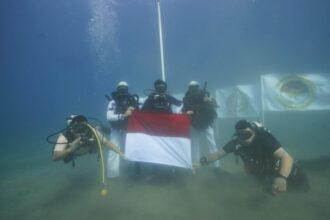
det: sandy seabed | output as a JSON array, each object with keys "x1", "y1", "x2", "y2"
[{"x1": 1, "y1": 147, "x2": 330, "y2": 220}]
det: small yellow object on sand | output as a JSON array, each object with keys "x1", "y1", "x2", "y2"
[{"x1": 100, "y1": 188, "x2": 108, "y2": 197}]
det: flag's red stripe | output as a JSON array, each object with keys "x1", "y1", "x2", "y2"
[{"x1": 127, "y1": 111, "x2": 190, "y2": 138}]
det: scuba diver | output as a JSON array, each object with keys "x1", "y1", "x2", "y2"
[
  {"x1": 199, "y1": 120, "x2": 310, "y2": 194},
  {"x1": 52, "y1": 115, "x2": 125, "y2": 164},
  {"x1": 106, "y1": 81, "x2": 139, "y2": 130},
  {"x1": 140, "y1": 79, "x2": 182, "y2": 180},
  {"x1": 182, "y1": 81, "x2": 218, "y2": 129},
  {"x1": 181, "y1": 81, "x2": 220, "y2": 169},
  {"x1": 106, "y1": 81, "x2": 139, "y2": 178},
  {"x1": 141, "y1": 79, "x2": 181, "y2": 113},
  {"x1": 49, "y1": 114, "x2": 124, "y2": 196}
]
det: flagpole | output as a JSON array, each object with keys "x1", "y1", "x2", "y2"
[
  {"x1": 260, "y1": 75, "x2": 265, "y2": 126},
  {"x1": 157, "y1": 0, "x2": 166, "y2": 81}
]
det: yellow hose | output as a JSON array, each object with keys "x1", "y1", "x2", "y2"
[{"x1": 85, "y1": 123, "x2": 108, "y2": 196}]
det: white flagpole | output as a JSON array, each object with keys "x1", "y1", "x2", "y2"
[
  {"x1": 260, "y1": 75, "x2": 266, "y2": 126},
  {"x1": 157, "y1": 0, "x2": 166, "y2": 81}
]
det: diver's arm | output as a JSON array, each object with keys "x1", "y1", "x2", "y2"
[
  {"x1": 207, "y1": 148, "x2": 227, "y2": 163},
  {"x1": 107, "y1": 101, "x2": 123, "y2": 121},
  {"x1": 272, "y1": 147, "x2": 293, "y2": 193},
  {"x1": 273, "y1": 147, "x2": 293, "y2": 178},
  {"x1": 104, "y1": 138, "x2": 125, "y2": 159},
  {"x1": 95, "y1": 130, "x2": 125, "y2": 158},
  {"x1": 52, "y1": 135, "x2": 81, "y2": 161},
  {"x1": 123, "y1": 106, "x2": 134, "y2": 118},
  {"x1": 200, "y1": 148, "x2": 227, "y2": 166},
  {"x1": 200, "y1": 140, "x2": 236, "y2": 165},
  {"x1": 207, "y1": 139, "x2": 238, "y2": 163}
]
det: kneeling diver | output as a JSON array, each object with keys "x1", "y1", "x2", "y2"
[{"x1": 52, "y1": 115, "x2": 125, "y2": 164}]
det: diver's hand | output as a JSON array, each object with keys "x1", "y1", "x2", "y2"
[
  {"x1": 272, "y1": 177, "x2": 287, "y2": 193},
  {"x1": 68, "y1": 137, "x2": 82, "y2": 153},
  {"x1": 114, "y1": 147, "x2": 126, "y2": 160},
  {"x1": 118, "y1": 151, "x2": 127, "y2": 160},
  {"x1": 123, "y1": 107, "x2": 135, "y2": 118},
  {"x1": 192, "y1": 163, "x2": 201, "y2": 169}
]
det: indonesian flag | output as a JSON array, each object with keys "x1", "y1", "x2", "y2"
[{"x1": 125, "y1": 111, "x2": 192, "y2": 169}]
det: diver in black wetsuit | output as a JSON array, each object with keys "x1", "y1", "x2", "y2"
[{"x1": 200, "y1": 120, "x2": 310, "y2": 194}]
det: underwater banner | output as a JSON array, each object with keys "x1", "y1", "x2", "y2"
[
  {"x1": 215, "y1": 85, "x2": 261, "y2": 118},
  {"x1": 262, "y1": 74, "x2": 330, "y2": 111},
  {"x1": 125, "y1": 111, "x2": 192, "y2": 169}
]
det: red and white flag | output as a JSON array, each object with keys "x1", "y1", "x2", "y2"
[{"x1": 125, "y1": 111, "x2": 192, "y2": 169}]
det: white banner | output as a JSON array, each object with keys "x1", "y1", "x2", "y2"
[
  {"x1": 262, "y1": 73, "x2": 330, "y2": 111},
  {"x1": 215, "y1": 85, "x2": 261, "y2": 118}
]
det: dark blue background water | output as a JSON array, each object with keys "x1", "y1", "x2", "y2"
[
  {"x1": 1, "y1": 0, "x2": 330, "y2": 146},
  {"x1": 1, "y1": 2, "x2": 330, "y2": 220}
]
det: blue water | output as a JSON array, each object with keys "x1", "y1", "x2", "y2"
[{"x1": 1, "y1": 1, "x2": 330, "y2": 219}]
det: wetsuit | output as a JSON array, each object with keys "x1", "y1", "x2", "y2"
[
  {"x1": 141, "y1": 93, "x2": 181, "y2": 113},
  {"x1": 181, "y1": 89, "x2": 219, "y2": 168},
  {"x1": 223, "y1": 129, "x2": 309, "y2": 192}
]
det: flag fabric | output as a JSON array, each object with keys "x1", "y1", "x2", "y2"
[
  {"x1": 262, "y1": 74, "x2": 330, "y2": 111},
  {"x1": 125, "y1": 111, "x2": 192, "y2": 169},
  {"x1": 215, "y1": 85, "x2": 261, "y2": 118}
]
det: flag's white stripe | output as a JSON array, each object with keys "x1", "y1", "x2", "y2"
[{"x1": 125, "y1": 133, "x2": 192, "y2": 169}]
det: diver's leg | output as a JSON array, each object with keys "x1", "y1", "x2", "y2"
[
  {"x1": 190, "y1": 127, "x2": 201, "y2": 165},
  {"x1": 107, "y1": 129, "x2": 121, "y2": 178},
  {"x1": 205, "y1": 126, "x2": 220, "y2": 168}
]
